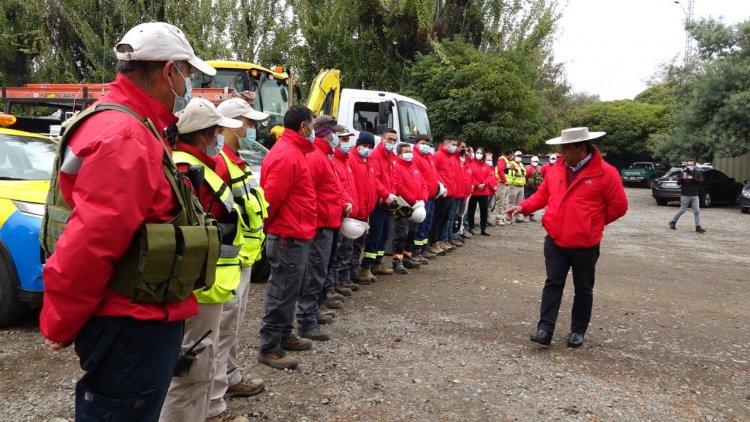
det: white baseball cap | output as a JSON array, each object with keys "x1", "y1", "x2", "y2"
[
  {"x1": 114, "y1": 22, "x2": 216, "y2": 76},
  {"x1": 531, "y1": 156, "x2": 539, "y2": 163},
  {"x1": 514, "y1": 150, "x2": 523, "y2": 156},
  {"x1": 176, "y1": 98, "x2": 242, "y2": 134},
  {"x1": 217, "y1": 98, "x2": 270, "y2": 123}
]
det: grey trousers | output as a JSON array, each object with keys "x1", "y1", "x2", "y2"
[
  {"x1": 349, "y1": 233, "x2": 366, "y2": 280},
  {"x1": 671, "y1": 195, "x2": 701, "y2": 226},
  {"x1": 296, "y1": 228, "x2": 335, "y2": 332},
  {"x1": 329, "y1": 231, "x2": 354, "y2": 286},
  {"x1": 259, "y1": 235, "x2": 311, "y2": 353}
]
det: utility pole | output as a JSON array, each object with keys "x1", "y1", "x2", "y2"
[{"x1": 673, "y1": 0, "x2": 695, "y2": 66}]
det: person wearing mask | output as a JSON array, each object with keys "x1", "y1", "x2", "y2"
[
  {"x1": 39, "y1": 22, "x2": 217, "y2": 421},
  {"x1": 205, "y1": 98, "x2": 269, "y2": 420},
  {"x1": 294, "y1": 116, "x2": 352, "y2": 343},
  {"x1": 411, "y1": 135, "x2": 440, "y2": 261},
  {"x1": 541, "y1": 153, "x2": 557, "y2": 178},
  {"x1": 347, "y1": 132, "x2": 378, "y2": 284},
  {"x1": 257, "y1": 105, "x2": 318, "y2": 370},
  {"x1": 361, "y1": 129, "x2": 398, "y2": 277},
  {"x1": 524, "y1": 155, "x2": 543, "y2": 222},
  {"x1": 468, "y1": 147, "x2": 496, "y2": 235},
  {"x1": 668, "y1": 159, "x2": 706, "y2": 233},
  {"x1": 162, "y1": 98, "x2": 246, "y2": 422},
  {"x1": 508, "y1": 127, "x2": 628, "y2": 349},
  {"x1": 391, "y1": 143, "x2": 429, "y2": 273},
  {"x1": 507, "y1": 150, "x2": 527, "y2": 223},
  {"x1": 493, "y1": 149, "x2": 513, "y2": 226},
  {"x1": 456, "y1": 142, "x2": 474, "y2": 241},
  {"x1": 431, "y1": 136, "x2": 459, "y2": 253}
]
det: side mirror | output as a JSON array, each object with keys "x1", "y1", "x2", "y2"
[{"x1": 378, "y1": 101, "x2": 391, "y2": 128}]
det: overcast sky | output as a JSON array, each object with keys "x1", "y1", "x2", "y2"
[{"x1": 553, "y1": 0, "x2": 750, "y2": 101}]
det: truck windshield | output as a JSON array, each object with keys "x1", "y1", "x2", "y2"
[
  {"x1": 397, "y1": 101, "x2": 431, "y2": 142},
  {"x1": 257, "y1": 78, "x2": 288, "y2": 130},
  {"x1": 630, "y1": 163, "x2": 652, "y2": 169}
]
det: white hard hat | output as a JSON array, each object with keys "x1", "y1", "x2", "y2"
[
  {"x1": 531, "y1": 156, "x2": 539, "y2": 163},
  {"x1": 409, "y1": 206, "x2": 427, "y2": 223},
  {"x1": 341, "y1": 218, "x2": 370, "y2": 240}
]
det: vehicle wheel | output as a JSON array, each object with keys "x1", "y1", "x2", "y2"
[
  {"x1": 655, "y1": 198, "x2": 668, "y2": 206},
  {"x1": 0, "y1": 250, "x2": 30, "y2": 327},
  {"x1": 250, "y1": 251, "x2": 270, "y2": 284},
  {"x1": 701, "y1": 193, "x2": 712, "y2": 208},
  {"x1": 742, "y1": 207, "x2": 749, "y2": 214}
]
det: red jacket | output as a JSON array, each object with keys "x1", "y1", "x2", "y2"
[
  {"x1": 460, "y1": 158, "x2": 473, "y2": 199},
  {"x1": 309, "y1": 137, "x2": 346, "y2": 229},
  {"x1": 369, "y1": 143, "x2": 396, "y2": 201},
  {"x1": 348, "y1": 148, "x2": 378, "y2": 220},
  {"x1": 471, "y1": 160, "x2": 495, "y2": 196},
  {"x1": 260, "y1": 128, "x2": 317, "y2": 240},
  {"x1": 332, "y1": 148, "x2": 358, "y2": 217},
  {"x1": 392, "y1": 156, "x2": 428, "y2": 205},
  {"x1": 519, "y1": 149, "x2": 628, "y2": 248},
  {"x1": 175, "y1": 142, "x2": 231, "y2": 221},
  {"x1": 40, "y1": 74, "x2": 199, "y2": 344},
  {"x1": 432, "y1": 147, "x2": 457, "y2": 198},
  {"x1": 412, "y1": 150, "x2": 439, "y2": 198},
  {"x1": 540, "y1": 163, "x2": 553, "y2": 179}
]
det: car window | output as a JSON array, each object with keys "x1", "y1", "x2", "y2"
[{"x1": 0, "y1": 134, "x2": 56, "y2": 180}]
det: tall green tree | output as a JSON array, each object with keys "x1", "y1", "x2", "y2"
[{"x1": 0, "y1": 0, "x2": 47, "y2": 85}]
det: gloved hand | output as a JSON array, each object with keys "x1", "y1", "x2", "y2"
[{"x1": 413, "y1": 200, "x2": 425, "y2": 208}]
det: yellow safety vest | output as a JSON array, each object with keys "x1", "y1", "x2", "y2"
[
  {"x1": 172, "y1": 151, "x2": 244, "y2": 304},
  {"x1": 497, "y1": 156, "x2": 510, "y2": 184},
  {"x1": 508, "y1": 160, "x2": 527, "y2": 187},
  {"x1": 219, "y1": 150, "x2": 268, "y2": 266}
]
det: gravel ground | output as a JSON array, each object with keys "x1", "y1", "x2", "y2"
[{"x1": 1, "y1": 188, "x2": 748, "y2": 421}]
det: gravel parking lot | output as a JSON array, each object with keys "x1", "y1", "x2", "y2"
[{"x1": 1, "y1": 188, "x2": 748, "y2": 421}]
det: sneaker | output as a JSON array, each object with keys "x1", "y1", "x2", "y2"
[
  {"x1": 392, "y1": 260, "x2": 409, "y2": 274},
  {"x1": 280, "y1": 334, "x2": 312, "y2": 351},
  {"x1": 258, "y1": 350, "x2": 299, "y2": 370},
  {"x1": 317, "y1": 313, "x2": 334, "y2": 325},
  {"x1": 206, "y1": 410, "x2": 250, "y2": 422},
  {"x1": 487, "y1": 220, "x2": 496, "y2": 227},
  {"x1": 342, "y1": 280, "x2": 360, "y2": 291},
  {"x1": 429, "y1": 243, "x2": 446, "y2": 256},
  {"x1": 402, "y1": 257, "x2": 421, "y2": 269},
  {"x1": 422, "y1": 250, "x2": 437, "y2": 260},
  {"x1": 327, "y1": 291, "x2": 345, "y2": 301},
  {"x1": 225, "y1": 377, "x2": 265, "y2": 398},
  {"x1": 358, "y1": 267, "x2": 376, "y2": 283},
  {"x1": 334, "y1": 285, "x2": 353, "y2": 296},
  {"x1": 462, "y1": 231, "x2": 473, "y2": 239},
  {"x1": 372, "y1": 263, "x2": 394, "y2": 275},
  {"x1": 299, "y1": 326, "x2": 330, "y2": 341},
  {"x1": 669, "y1": 221, "x2": 676, "y2": 230},
  {"x1": 696, "y1": 226, "x2": 706, "y2": 233},
  {"x1": 325, "y1": 298, "x2": 344, "y2": 309}
]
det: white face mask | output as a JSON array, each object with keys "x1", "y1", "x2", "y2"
[
  {"x1": 475, "y1": 152, "x2": 483, "y2": 160},
  {"x1": 514, "y1": 156, "x2": 522, "y2": 163},
  {"x1": 531, "y1": 161, "x2": 539, "y2": 166}
]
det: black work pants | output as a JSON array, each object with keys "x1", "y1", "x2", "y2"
[
  {"x1": 429, "y1": 197, "x2": 450, "y2": 244},
  {"x1": 467, "y1": 195, "x2": 489, "y2": 231},
  {"x1": 538, "y1": 236, "x2": 600, "y2": 335}
]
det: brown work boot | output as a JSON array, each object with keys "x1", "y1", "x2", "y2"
[
  {"x1": 372, "y1": 263, "x2": 394, "y2": 275},
  {"x1": 334, "y1": 285, "x2": 353, "y2": 296},
  {"x1": 429, "y1": 243, "x2": 446, "y2": 256},
  {"x1": 422, "y1": 250, "x2": 437, "y2": 259},
  {"x1": 225, "y1": 377, "x2": 265, "y2": 398},
  {"x1": 439, "y1": 241, "x2": 455, "y2": 252},
  {"x1": 299, "y1": 326, "x2": 330, "y2": 341},
  {"x1": 342, "y1": 280, "x2": 360, "y2": 291},
  {"x1": 280, "y1": 334, "x2": 312, "y2": 351},
  {"x1": 449, "y1": 239, "x2": 464, "y2": 247},
  {"x1": 325, "y1": 298, "x2": 344, "y2": 309},
  {"x1": 206, "y1": 410, "x2": 250, "y2": 422},
  {"x1": 319, "y1": 304, "x2": 337, "y2": 317},
  {"x1": 357, "y1": 266, "x2": 375, "y2": 284},
  {"x1": 257, "y1": 350, "x2": 299, "y2": 370}
]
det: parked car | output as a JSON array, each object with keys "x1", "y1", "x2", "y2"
[
  {"x1": 652, "y1": 166, "x2": 743, "y2": 207},
  {"x1": 0, "y1": 125, "x2": 56, "y2": 326},
  {"x1": 739, "y1": 180, "x2": 750, "y2": 214},
  {"x1": 621, "y1": 162, "x2": 667, "y2": 187}
]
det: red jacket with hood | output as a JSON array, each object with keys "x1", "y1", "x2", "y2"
[
  {"x1": 331, "y1": 148, "x2": 358, "y2": 218},
  {"x1": 40, "y1": 74, "x2": 199, "y2": 344},
  {"x1": 174, "y1": 142, "x2": 231, "y2": 221},
  {"x1": 309, "y1": 137, "x2": 346, "y2": 229},
  {"x1": 392, "y1": 156, "x2": 429, "y2": 205},
  {"x1": 519, "y1": 149, "x2": 628, "y2": 248},
  {"x1": 460, "y1": 157, "x2": 473, "y2": 199},
  {"x1": 471, "y1": 159, "x2": 495, "y2": 196},
  {"x1": 348, "y1": 148, "x2": 378, "y2": 220},
  {"x1": 412, "y1": 149, "x2": 439, "y2": 198},
  {"x1": 369, "y1": 142, "x2": 396, "y2": 201},
  {"x1": 432, "y1": 146, "x2": 457, "y2": 198},
  {"x1": 260, "y1": 128, "x2": 317, "y2": 239}
]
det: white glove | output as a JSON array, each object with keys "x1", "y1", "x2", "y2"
[
  {"x1": 437, "y1": 182, "x2": 447, "y2": 198},
  {"x1": 414, "y1": 200, "x2": 425, "y2": 208}
]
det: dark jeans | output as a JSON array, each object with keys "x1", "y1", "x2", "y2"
[
  {"x1": 452, "y1": 198, "x2": 466, "y2": 239},
  {"x1": 259, "y1": 235, "x2": 311, "y2": 353},
  {"x1": 392, "y1": 217, "x2": 417, "y2": 256},
  {"x1": 441, "y1": 198, "x2": 459, "y2": 241},
  {"x1": 362, "y1": 207, "x2": 392, "y2": 267},
  {"x1": 297, "y1": 228, "x2": 335, "y2": 332},
  {"x1": 74, "y1": 316, "x2": 183, "y2": 422},
  {"x1": 415, "y1": 198, "x2": 435, "y2": 252},
  {"x1": 467, "y1": 195, "x2": 489, "y2": 231},
  {"x1": 430, "y1": 197, "x2": 450, "y2": 245},
  {"x1": 538, "y1": 236, "x2": 600, "y2": 335},
  {"x1": 349, "y1": 234, "x2": 366, "y2": 280}
]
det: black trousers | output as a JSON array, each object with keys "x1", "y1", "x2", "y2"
[
  {"x1": 467, "y1": 195, "x2": 489, "y2": 231},
  {"x1": 538, "y1": 236, "x2": 600, "y2": 335},
  {"x1": 429, "y1": 197, "x2": 450, "y2": 244}
]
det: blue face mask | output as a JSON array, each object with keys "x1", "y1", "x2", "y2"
[
  {"x1": 447, "y1": 145, "x2": 457, "y2": 154},
  {"x1": 418, "y1": 144, "x2": 431, "y2": 155},
  {"x1": 358, "y1": 146, "x2": 372, "y2": 158},
  {"x1": 306, "y1": 124, "x2": 315, "y2": 142},
  {"x1": 339, "y1": 143, "x2": 352, "y2": 154},
  {"x1": 385, "y1": 143, "x2": 396, "y2": 152},
  {"x1": 402, "y1": 152, "x2": 413, "y2": 162},
  {"x1": 206, "y1": 133, "x2": 224, "y2": 157},
  {"x1": 239, "y1": 128, "x2": 256, "y2": 149},
  {"x1": 329, "y1": 133, "x2": 340, "y2": 149},
  {"x1": 171, "y1": 66, "x2": 192, "y2": 114}
]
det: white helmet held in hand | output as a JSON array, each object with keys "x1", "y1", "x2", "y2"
[
  {"x1": 409, "y1": 206, "x2": 427, "y2": 223},
  {"x1": 341, "y1": 218, "x2": 370, "y2": 239}
]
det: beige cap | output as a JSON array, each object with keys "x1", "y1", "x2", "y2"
[
  {"x1": 217, "y1": 98, "x2": 270, "y2": 122},
  {"x1": 546, "y1": 127, "x2": 605, "y2": 145},
  {"x1": 176, "y1": 98, "x2": 242, "y2": 134},
  {"x1": 114, "y1": 22, "x2": 216, "y2": 76}
]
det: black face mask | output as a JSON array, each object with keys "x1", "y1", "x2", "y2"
[{"x1": 460, "y1": 149, "x2": 466, "y2": 156}]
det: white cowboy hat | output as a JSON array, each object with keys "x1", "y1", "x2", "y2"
[{"x1": 546, "y1": 127, "x2": 605, "y2": 145}]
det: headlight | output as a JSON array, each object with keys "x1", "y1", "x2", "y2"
[
  {"x1": 742, "y1": 186, "x2": 750, "y2": 198},
  {"x1": 12, "y1": 200, "x2": 45, "y2": 218}
]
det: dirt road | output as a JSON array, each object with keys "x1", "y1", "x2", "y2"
[{"x1": 1, "y1": 188, "x2": 748, "y2": 421}]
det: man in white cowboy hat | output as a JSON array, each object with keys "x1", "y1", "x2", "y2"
[{"x1": 508, "y1": 127, "x2": 628, "y2": 349}]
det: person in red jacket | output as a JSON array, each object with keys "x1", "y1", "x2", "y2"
[
  {"x1": 508, "y1": 127, "x2": 628, "y2": 349},
  {"x1": 540, "y1": 153, "x2": 557, "y2": 178},
  {"x1": 430, "y1": 135, "x2": 459, "y2": 253},
  {"x1": 361, "y1": 128, "x2": 398, "y2": 279},
  {"x1": 468, "y1": 147, "x2": 496, "y2": 235},
  {"x1": 455, "y1": 141, "x2": 474, "y2": 241},
  {"x1": 410, "y1": 134, "x2": 439, "y2": 261},
  {"x1": 258, "y1": 105, "x2": 318, "y2": 370},
  {"x1": 347, "y1": 132, "x2": 378, "y2": 284},
  {"x1": 391, "y1": 143, "x2": 429, "y2": 273},
  {"x1": 39, "y1": 22, "x2": 212, "y2": 421},
  {"x1": 524, "y1": 155, "x2": 544, "y2": 222},
  {"x1": 295, "y1": 116, "x2": 352, "y2": 343}
]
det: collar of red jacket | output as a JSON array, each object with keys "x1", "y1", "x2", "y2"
[
  {"x1": 396, "y1": 156, "x2": 413, "y2": 167},
  {"x1": 107, "y1": 73, "x2": 178, "y2": 134},
  {"x1": 175, "y1": 141, "x2": 218, "y2": 171},
  {"x1": 557, "y1": 148, "x2": 603, "y2": 175},
  {"x1": 280, "y1": 128, "x2": 315, "y2": 153},
  {"x1": 333, "y1": 148, "x2": 349, "y2": 161},
  {"x1": 221, "y1": 144, "x2": 246, "y2": 168},
  {"x1": 374, "y1": 142, "x2": 395, "y2": 159},
  {"x1": 314, "y1": 136, "x2": 334, "y2": 155}
]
